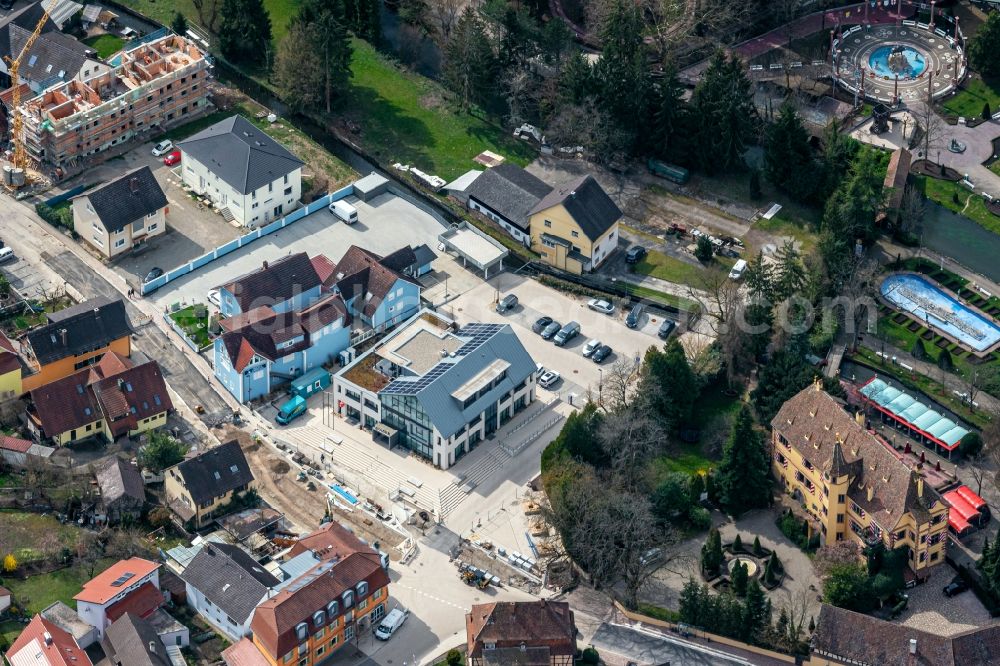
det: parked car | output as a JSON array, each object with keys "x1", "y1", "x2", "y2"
[
  {"x1": 553, "y1": 321, "x2": 581, "y2": 346},
  {"x1": 625, "y1": 246, "x2": 647, "y2": 264},
  {"x1": 658, "y1": 319, "x2": 676, "y2": 340},
  {"x1": 625, "y1": 303, "x2": 644, "y2": 329},
  {"x1": 532, "y1": 316, "x2": 553, "y2": 334},
  {"x1": 496, "y1": 293, "x2": 519, "y2": 313},
  {"x1": 151, "y1": 139, "x2": 173, "y2": 156},
  {"x1": 143, "y1": 267, "x2": 164, "y2": 283},
  {"x1": 587, "y1": 298, "x2": 615, "y2": 315},
  {"x1": 943, "y1": 578, "x2": 969, "y2": 597},
  {"x1": 582, "y1": 338, "x2": 602, "y2": 358},
  {"x1": 207, "y1": 289, "x2": 221, "y2": 307},
  {"x1": 592, "y1": 344, "x2": 612, "y2": 363},
  {"x1": 0, "y1": 247, "x2": 14, "y2": 264},
  {"x1": 729, "y1": 258, "x2": 748, "y2": 280},
  {"x1": 540, "y1": 321, "x2": 562, "y2": 340},
  {"x1": 163, "y1": 149, "x2": 181, "y2": 166},
  {"x1": 538, "y1": 369, "x2": 561, "y2": 388},
  {"x1": 329, "y1": 199, "x2": 358, "y2": 224}
]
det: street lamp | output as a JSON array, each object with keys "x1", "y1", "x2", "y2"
[{"x1": 597, "y1": 367, "x2": 603, "y2": 405}]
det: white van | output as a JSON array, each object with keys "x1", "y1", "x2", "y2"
[
  {"x1": 329, "y1": 200, "x2": 358, "y2": 224},
  {"x1": 374, "y1": 608, "x2": 407, "y2": 640},
  {"x1": 728, "y1": 258, "x2": 747, "y2": 280},
  {"x1": 0, "y1": 247, "x2": 14, "y2": 263}
]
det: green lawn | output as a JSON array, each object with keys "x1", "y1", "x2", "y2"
[
  {"x1": 753, "y1": 213, "x2": 819, "y2": 253},
  {"x1": 118, "y1": 0, "x2": 299, "y2": 43},
  {"x1": 626, "y1": 284, "x2": 700, "y2": 313},
  {"x1": 990, "y1": 159, "x2": 1000, "y2": 179},
  {"x1": 650, "y1": 451, "x2": 715, "y2": 476},
  {"x1": 941, "y1": 76, "x2": 1000, "y2": 118},
  {"x1": 632, "y1": 248, "x2": 733, "y2": 287},
  {"x1": 1, "y1": 619, "x2": 22, "y2": 650},
  {"x1": 82, "y1": 34, "x2": 124, "y2": 59},
  {"x1": 345, "y1": 39, "x2": 536, "y2": 181},
  {"x1": 914, "y1": 175, "x2": 1000, "y2": 234},
  {"x1": 169, "y1": 304, "x2": 211, "y2": 348},
  {"x1": 3, "y1": 560, "x2": 117, "y2": 615},
  {"x1": 0, "y1": 512, "x2": 83, "y2": 563}
]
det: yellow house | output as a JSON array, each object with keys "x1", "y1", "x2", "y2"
[
  {"x1": 20, "y1": 297, "x2": 133, "y2": 393},
  {"x1": 165, "y1": 440, "x2": 255, "y2": 527},
  {"x1": 528, "y1": 175, "x2": 621, "y2": 274},
  {"x1": 27, "y1": 352, "x2": 172, "y2": 446},
  {"x1": 0, "y1": 334, "x2": 21, "y2": 398},
  {"x1": 771, "y1": 383, "x2": 949, "y2": 581}
]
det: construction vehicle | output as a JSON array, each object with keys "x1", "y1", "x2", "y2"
[{"x1": 4, "y1": 0, "x2": 58, "y2": 189}]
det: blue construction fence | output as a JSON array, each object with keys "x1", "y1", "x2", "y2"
[
  {"x1": 44, "y1": 184, "x2": 92, "y2": 207},
  {"x1": 140, "y1": 184, "x2": 355, "y2": 295}
]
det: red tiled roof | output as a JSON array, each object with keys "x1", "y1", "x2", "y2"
[
  {"x1": 250, "y1": 552, "x2": 389, "y2": 658},
  {"x1": 310, "y1": 255, "x2": 337, "y2": 287},
  {"x1": 105, "y1": 581, "x2": 164, "y2": 622},
  {"x1": 287, "y1": 521, "x2": 373, "y2": 562},
  {"x1": 332, "y1": 245, "x2": 419, "y2": 318},
  {"x1": 220, "y1": 306, "x2": 276, "y2": 333},
  {"x1": 466, "y1": 601, "x2": 576, "y2": 659},
  {"x1": 0, "y1": 584, "x2": 10, "y2": 597},
  {"x1": 222, "y1": 637, "x2": 271, "y2": 666},
  {"x1": 74, "y1": 558, "x2": 159, "y2": 605},
  {"x1": 0, "y1": 435, "x2": 32, "y2": 453},
  {"x1": 6, "y1": 614, "x2": 92, "y2": 666},
  {"x1": 0, "y1": 333, "x2": 16, "y2": 355}
]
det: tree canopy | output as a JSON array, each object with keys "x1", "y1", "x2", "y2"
[
  {"x1": 968, "y1": 12, "x2": 1000, "y2": 78},
  {"x1": 218, "y1": 0, "x2": 273, "y2": 66},
  {"x1": 717, "y1": 406, "x2": 771, "y2": 515}
]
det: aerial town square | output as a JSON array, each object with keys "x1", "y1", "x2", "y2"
[{"x1": 4, "y1": 0, "x2": 1000, "y2": 665}]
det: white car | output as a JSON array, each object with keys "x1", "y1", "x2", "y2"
[
  {"x1": 207, "y1": 289, "x2": 221, "y2": 308},
  {"x1": 582, "y1": 338, "x2": 602, "y2": 358},
  {"x1": 151, "y1": 139, "x2": 173, "y2": 156},
  {"x1": 587, "y1": 298, "x2": 615, "y2": 315},
  {"x1": 538, "y1": 369, "x2": 561, "y2": 389}
]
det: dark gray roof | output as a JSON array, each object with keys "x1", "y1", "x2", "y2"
[
  {"x1": 466, "y1": 163, "x2": 551, "y2": 231},
  {"x1": 12, "y1": 26, "x2": 94, "y2": 86},
  {"x1": 530, "y1": 175, "x2": 621, "y2": 241},
  {"x1": 412, "y1": 244, "x2": 437, "y2": 268},
  {"x1": 95, "y1": 456, "x2": 145, "y2": 505},
  {"x1": 84, "y1": 166, "x2": 167, "y2": 233},
  {"x1": 172, "y1": 440, "x2": 254, "y2": 505},
  {"x1": 102, "y1": 613, "x2": 170, "y2": 666},
  {"x1": 27, "y1": 297, "x2": 133, "y2": 366},
  {"x1": 219, "y1": 253, "x2": 322, "y2": 312},
  {"x1": 0, "y1": 3, "x2": 58, "y2": 61},
  {"x1": 180, "y1": 542, "x2": 278, "y2": 624},
  {"x1": 177, "y1": 115, "x2": 304, "y2": 195},
  {"x1": 380, "y1": 322, "x2": 537, "y2": 439}
]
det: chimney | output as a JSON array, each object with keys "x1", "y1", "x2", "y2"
[
  {"x1": 917, "y1": 476, "x2": 924, "y2": 498},
  {"x1": 129, "y1": 177, "x2": 140, "y2": 195},
  {"x1": 118, "y1": 378, "x2": 125, "y2": 390},
  {"x1": 855, "y1": 411, "x2": 865, "y2": 426},
  {"x1": 43, "y1": 631, "x2": 52, "y2": 646},
  {"x1": 149, "y1": 641, "x2": 156, "y2": 654},
  {"x1": 263, "y1": 260, "x2": 269, "y2": 271},
  {"x1": 867, "y1": 486, "x2": 874, "y2": 502},
  {"x1": 59, "y1": 328, "x2": 68, "y2": 346},
  {"x1": 909, "y1": 638, "x2": 917, "y2": 654}
]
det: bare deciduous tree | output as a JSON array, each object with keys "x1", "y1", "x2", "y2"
[
  {"x1": 600, "y1": 357, "x2": 641, "y2": 411},
  {"x1": 913, "y1": 102, "x2": 946, "y2": 165},
  {"x1": 598, "y1": 409, "x2": 664, "y2": 491},
  {"x1": 427, "y1": 0, "x2": 463, "y2": 44},
  {"x1": 192, "y1": 0, "x2": 222, "y2": 33}
]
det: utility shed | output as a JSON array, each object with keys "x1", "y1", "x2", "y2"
[{"x1": 353, "y1": 172, "x2": 390, "y2": 202}]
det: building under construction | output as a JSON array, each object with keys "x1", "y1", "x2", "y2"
[{"x1": 14, "y1": 32, "x2": 211, "y2": 170}]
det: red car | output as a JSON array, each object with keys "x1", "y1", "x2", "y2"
[{"x1": 163, "y1": 150, "x2": 181, "y2": 166}]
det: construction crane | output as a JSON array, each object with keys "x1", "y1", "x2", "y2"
[{"x1": 5, "y1": 0, "x2": 58, "y2": 178}]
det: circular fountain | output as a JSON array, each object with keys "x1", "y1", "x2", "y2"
[
  {"x1": 727, "y1": 556, "x2": 760, "y2": 579},
  {"x1": 868, "y1": 44, "x2": 927, "y2": 79}
]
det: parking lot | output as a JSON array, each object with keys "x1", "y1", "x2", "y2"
[
  {"x1": 145, "y1": 191, "x2": 450, "y2": 308},
  {"x1": 445, "y1": 275, "x2": 681, "y2": 403}
]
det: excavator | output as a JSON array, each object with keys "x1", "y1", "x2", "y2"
[{"x1": 4, "y1": 0, "x2": 58, "y2": 188}]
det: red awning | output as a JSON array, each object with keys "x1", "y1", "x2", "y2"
[
  {"x1": 956, "y1": 485, "x2": 987, "y2": 512},
  {"x1": 949, "y1": 511, "x2": 973, "y2": 535},
  {"x1": 944, "y1": 490, "x2": 981, "y2": 522}
]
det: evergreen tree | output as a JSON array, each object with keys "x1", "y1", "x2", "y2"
[
  {"x1": 171, "y1": 11, "x2": 188, "y2": 36},
  {"x1": 639, "y1": 338, "x2": 698, "y2": 433},
  {"x1": 763, "y1": 552, "x2": 778, "y2": 584},
  {"x1": 701, "y1": 528, "x2": 724, "y2": 575},
  {"x1": 688, "y1": 472, "x2": 705, "y2": 504},
  {"x1": 912, "y1": 338, "x2": 927, "y2": 360},
  {"x1": 808, "y1": 616, "x2": 815, "y2": 633},
  {"x1": 679, "y1": 577, "x2": 708, "y2": 626},
  {"x1": 219, "y1": 0, "x2": 273, "y2": 66},
  {"x1": 774, "y1": 240, "x2": 806, "y2": 301},
  {"x1": 717, "y1": 406, "x2": 772, "y2": 515},
  {"x1": 653, "y1": 473, "x2": 689, "y2": 524},
  {"x1": 749, "y1": 169, "x2": 762, "y2": 200},
  {"x1": 731, "y1": 561, "x2": 749, "y2": 597},
  {"x1": 705, "y1": 470, "x2": 720, "y2": 504},
  {"x1": 969, "y1": 12, "x2": 1000, "y2": 78},
  {"x1": 690, "y1": 50, "x2": 755, "y2": 173},
  {"x1": 742, "y1": 580, "x2": 771, "y2": 642},
  {"x1": 822, "y1": 146, "x2": 886, "y2": 248},
  {"x1": 764, "y1": 104, "x2": 816, "y2": 202},
  {"x1": 938, "y1": 348, "x2": 954, "y2": 372},
  {"x1": 815, "y1": 120, "x2": 860, "y2": 204},
  {"x1": 732, "y1": 534, "x2": 744, "y2": 553},
  {"x1": 277, "y1": 0, "x2": 352, "y2": 113},
  {"x1": 557, "y1": 51, "x2": 593, "y2": 107},
  {"x1": 273, "y1": 22, "x2": 327, "y2": 112},
  {"x1": 444, "y1": 8, "x2": 497, "y2": 111},
  {"x1": 695, "y1": 235, "x2": 714, "y2": 261},
  {"x1": 592, "y1": 0, "x2": 650, "y2": 152},
  {"x1": 649, "y1": 65, "x2": 686, "y2": 161},
  {"x1": 752, "y1": 336, "x2": 816, "y2": 423},
  {"x1": 344, "y1": 0, "x2": 381, "y2": 42},
  {"x1": 752, "y1": 536, "x2": 763, "y2": 557},
  {"x1": 984, "y1": 102, "x2": 993, "y2": 121}
]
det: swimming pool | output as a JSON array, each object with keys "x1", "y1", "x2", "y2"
[
  {"x1": 881, "y1": 274, "x2": 1000, "y2": 353},
  {"x1": 330, "y1": 484, "x2": 359, "y2": 506}
]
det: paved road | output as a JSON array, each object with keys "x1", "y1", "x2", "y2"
[{"x1": 591, "y1": 622, "x2": 770, "y2": 666}]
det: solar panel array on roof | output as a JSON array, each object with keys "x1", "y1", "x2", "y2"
[
  {"x1": 110, "y1": 572, "x2": 135, "y2": 587},
  {"x1": 380, "y1": 323, "x2": 506, "y2": 396},
  {"x1": 860, "y1": 378, "x2": 971, "y2": 448}
]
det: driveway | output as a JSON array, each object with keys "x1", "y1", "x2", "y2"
[{"x1": 147, "y1": 191, "x2": 449, "y2": 308}]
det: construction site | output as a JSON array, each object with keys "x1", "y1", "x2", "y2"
[{"x1": 14, "y1": 31, "x2": 211, "y2": 173}]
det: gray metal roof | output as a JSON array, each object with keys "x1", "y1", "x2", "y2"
[
  {"x1": 381, "y1": 322, "x2": 536, "y2": 439},
  {"x1": 180, "y1": 542, "x2": 278, "y2": 624},
  {"x1": 177, "y1": 115, "x2": 304, "y2": 195}
]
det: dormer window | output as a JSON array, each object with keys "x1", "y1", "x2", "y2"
[
  {"x1": 356, "y1": 581, "x2": 368, "y2": 598},
  {"x1": 342, "y1": 589, "x2": 354, "y2": 608},
  {"x1": 326, "y1": 600, "x2": 339, "y2": 617},
  {"x1": 313, "y1": 610, "x2": 325, "y2": 627},
  {"x1": 295, "y1": 622, "x2": 308, "y2": 641}
]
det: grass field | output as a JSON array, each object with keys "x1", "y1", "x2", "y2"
[
  {"x1": 753, "y1": 213, "x2": 819, "y2": 253},
  {"x1": 119, "y1": 0, "x2": 299, "y2": 43},
  {"x1": 82, "y1": 34, "x2": 124, "y2": 59},
  {"x1": 0, "y1": 512, "x2": 82, "y2": 563},
  {"x1": 914, "y1": 175, "x2": 999, "y2": 234},
  {"x1": 169, "y1": 304, "x2": 211, "y2": 348},
  {"x1": 942, "y1": 76, "x2": 1000, "y2": 119},
  {"x1": 3, "y1": 559, "x2": 117, "y2": 615},
  {"x1": 632, "y1": 248, "x2": 734, "y2": 287},
  {"x1": 345, "y1": 39, "x2": 536, "y2": 181}
]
